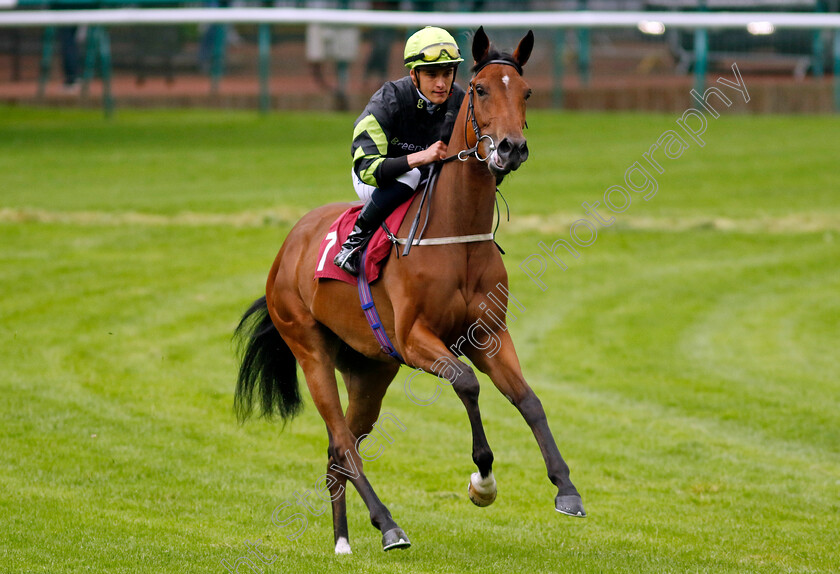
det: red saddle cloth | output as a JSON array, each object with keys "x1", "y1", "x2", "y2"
[{"x1": 313, "y1": 197, "x2": 415, "y2": 285}]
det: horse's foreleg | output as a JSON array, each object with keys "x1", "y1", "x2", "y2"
[
  {"x1": 452, "y1": 368, "x2": 497, "y2": 507},
  {"x1": 468, "y1": 332, "x2": 586, "y2": 517},
  {"x1": 403, "y1": 325, "x2": 497, "y2": 507}
]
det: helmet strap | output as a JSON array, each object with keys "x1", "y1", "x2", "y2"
[
  {"x1": 414, "y1": 82, "x2": 436, "y2": 114},
  {"x1": 410, "y1": 66, "x2": 458, "y2": 111},
  {"x1": 410, "y1": 69, "x2": 433, "y2": 110}
]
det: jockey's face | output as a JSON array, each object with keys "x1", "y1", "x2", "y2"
[{"x1": 411, "y1": 66, "x2": 456, "y2": 105}]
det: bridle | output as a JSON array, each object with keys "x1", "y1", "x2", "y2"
[{"x1": 443, "y1": 58, "x2": 525, "y2": 165}]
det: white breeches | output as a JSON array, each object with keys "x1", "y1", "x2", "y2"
[{"x1": 351, "y1": 167, "x2": 422, "y2": 202}]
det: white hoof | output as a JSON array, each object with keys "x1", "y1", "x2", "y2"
[
  {"x1": 468, "y1": 471, "x2": 497, "y2": 507},
  {"x1": 334, "y1": 537, "x2": 352, "y2": 555}
]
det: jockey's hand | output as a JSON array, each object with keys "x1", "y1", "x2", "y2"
[{"x1": 407, "y1": 141, "x2": 448, "y2": 168}]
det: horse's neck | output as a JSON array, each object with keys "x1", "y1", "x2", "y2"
[{"x1": 431, "y1": 110, "x2": 498, "y2": 236}]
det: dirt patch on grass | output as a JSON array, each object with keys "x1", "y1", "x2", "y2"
[
  {"x1": 0, "y1": 207, "x2": 307, "y2": 228},
  {"x1": 509, "y1": 213, "x2": 840, "y2": 235}
]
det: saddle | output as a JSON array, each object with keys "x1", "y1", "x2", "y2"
[{"x1": 313, "y1": 195, "x2": 416, "y2": 285}]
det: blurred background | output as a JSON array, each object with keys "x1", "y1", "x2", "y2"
[{"x1": 1, "y1": 0, "x2": 839, "y2": 114}]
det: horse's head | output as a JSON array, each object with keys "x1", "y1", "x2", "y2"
[{"x1": 469, "y1": 27, "x2": 534, "y2": 181}]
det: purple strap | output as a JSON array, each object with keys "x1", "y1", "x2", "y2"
[{"x1": 357, "y1": 247, "x2": 404, "y2": 363}]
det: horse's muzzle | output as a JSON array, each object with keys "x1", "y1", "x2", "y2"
[{"x1": 489, "y1": 136, "x2": 529, "y2": 177}]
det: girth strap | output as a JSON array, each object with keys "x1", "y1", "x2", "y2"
[
  {"x1": 357, "y1": 246, "x2": 404, "y2": 363},
  {"x1": 385, "y1": 231, "x2": 495, "y2": 246}
]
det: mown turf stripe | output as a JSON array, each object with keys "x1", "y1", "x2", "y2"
[{"x1": 2, "y1": 207, "x2": 839, "y2": 234}]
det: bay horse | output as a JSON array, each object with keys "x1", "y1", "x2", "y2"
[{"x1": 234, "y1": 27, "x2": 585, "y2": 554}]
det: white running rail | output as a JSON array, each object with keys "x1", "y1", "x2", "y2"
[{"x1": 0, "y1": 8, "x2": 840, "y2": 29}]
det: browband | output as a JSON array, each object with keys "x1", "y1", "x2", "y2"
[{"x1": 472, "y1": 58, "x2": 523, "y2": 76}]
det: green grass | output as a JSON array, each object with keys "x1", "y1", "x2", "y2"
[{"x1": 1, "y1": 107, "x2": 839, "y2": 573}]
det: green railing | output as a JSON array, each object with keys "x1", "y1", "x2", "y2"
[{"x1": 2, "y1": 3, "x2": 839, "y2": 115}]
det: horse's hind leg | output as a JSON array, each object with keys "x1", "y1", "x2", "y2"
[
  {"x1": 326, "y1": 355, "x2": 401, "y2": 554},
  {"x1": 277, "y1": 311, "x2": 407, "y2": 551},
  {"x1": 324, "y1": 429, "x2": 352, "y2": 554}
]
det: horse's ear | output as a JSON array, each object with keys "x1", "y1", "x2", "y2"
[
  {"x1": 513, "y1": 30, "x2": 534, "y2": 68},
  {"x1": 472, "y1": 26, "x2": 490, "y2": 64}
]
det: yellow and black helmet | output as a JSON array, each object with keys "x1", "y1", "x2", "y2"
[{"x1": 404, "y1": 27, "x2": 464, "y2": 70}]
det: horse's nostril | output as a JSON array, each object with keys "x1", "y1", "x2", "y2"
[
  {"x1": 497, "y1": 138, "x2": 513, "y2": 156},
  {"x1": 494, "y1": 138, "x2": 528, "y2": 167}
]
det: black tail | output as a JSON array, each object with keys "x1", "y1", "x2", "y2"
[{"x1": 233, "y1": 296, "x2": 302, "y2": 424}]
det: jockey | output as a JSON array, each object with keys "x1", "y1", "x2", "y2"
[{"x1": 334, "y1": 26, "x2": 466, "y2": 276}]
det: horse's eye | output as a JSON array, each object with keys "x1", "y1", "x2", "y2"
[
  {"x1": 475, "y1": 84, "x2": 487, "y2": 97},
  {"x1": 524, "y1": 89, "x2": 532, "y2": 101}
]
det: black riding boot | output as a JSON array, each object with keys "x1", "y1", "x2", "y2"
[{"x1": 333, "y1": 200, "x2": 388, "y2": 276}]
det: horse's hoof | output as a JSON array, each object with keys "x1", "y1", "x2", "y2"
[
  {"x1": 468, "y1": 471, "x2": 497, "y2": 507},
  {"x1": 334, "y1": 536, "x2": 352, "y2": 555},
  {"x1": 382, "y1": 527, "x2": 411, "y2": 551},
  {"x1": 555, "y1": 494, "x2": 586, "y2": 517}
]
